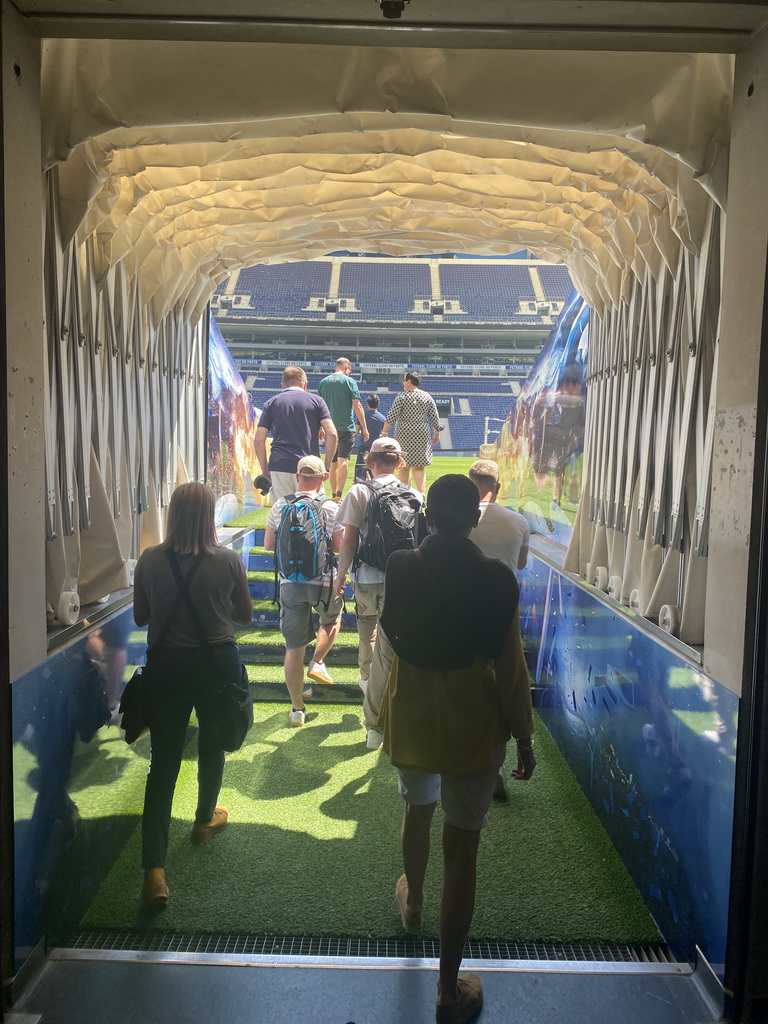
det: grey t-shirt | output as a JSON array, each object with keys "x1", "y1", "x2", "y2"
[{"x1": 135, "y1": 545, "x2": 247, "y2": 648}]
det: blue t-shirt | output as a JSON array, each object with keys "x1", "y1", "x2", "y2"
[
  {"x1": 362, "y1": 409, "x2": 386, "y2": 449},
  {"x1": 258, "y1": 387, "x2": 332, "y2": 472}
]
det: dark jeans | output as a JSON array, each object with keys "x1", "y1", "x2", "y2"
[{"x1": 141, "y1": 642, "x2": 242, "y2": 869}]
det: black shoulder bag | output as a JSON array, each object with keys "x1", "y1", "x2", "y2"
[{"x1": 166, "y1": 550, "x2": 253, "y2": 753}]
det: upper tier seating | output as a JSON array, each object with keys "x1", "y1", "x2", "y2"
[
  {"x1": 226, "y1": 263, "x2": 332, "y2": 318},
  {"x1": 537, "y1": 265, "x2": 573, "y2": 302},
  {"x1": 438, "y1": 264, "x2": 538, "y2": 322},
  {"x1": 336, "y1": 262, "x2": 432, "y2": 320}
]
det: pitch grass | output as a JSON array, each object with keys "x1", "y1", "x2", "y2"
[
  {"x1": 81, "y1": 705, "x2": 657, "y2": 944},
  {"x1": 226, "y1": 456, "x2": 478, "y2": 530}
]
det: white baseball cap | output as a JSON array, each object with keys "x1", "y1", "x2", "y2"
[{"x1": 370, "y1": 437, "x2": 403, "y2": 455}]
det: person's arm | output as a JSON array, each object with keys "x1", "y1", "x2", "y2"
[
  {"x1": 321, "y1": 416, "x2": 338, "y2": 469},
  {"x1": 231, "y1": 566, "x2": 253, "y2": 626},
  {"x1": 254, "y1": 426, "x2": 270, "y2": 478},
  {"x1": 382, "y1": 394, "x2": 401, "y2": 436},
  {"x1": 263, "y1": 503, "x2": 282, "y2": 553},
  {"x1": 493, "y1": 607, "x2": 536, "y2": 780},
  {"x1": 336, "y1": 524, "x2": 359, "y2": 595},
  {"x1": 517, "y1": 522, "x2": 531, "y2": 571},
  {"x1": 352, "y1": 398, "x2": 369, "y2": 441},
  {"x1": 133, "y1": 577, "x2": 149, "y2": 627},
  {"x1": 427, "y1": 395, "x2": 441, "y2": 445}
]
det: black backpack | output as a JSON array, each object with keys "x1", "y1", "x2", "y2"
[
  {"x1": 273, "y1": 494, "x2": 336, "y2": 607},
  {"x1": 354, "y1": 480, "x2": 424, "y2": 573}
]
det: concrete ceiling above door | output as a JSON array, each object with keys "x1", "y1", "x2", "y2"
[{"x1": 15, "y1": 0, "x2": 768, "y2": 51}]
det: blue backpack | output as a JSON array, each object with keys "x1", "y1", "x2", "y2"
[{"x1": 273, "y1": 493, "x2": 335, "y2": 601}]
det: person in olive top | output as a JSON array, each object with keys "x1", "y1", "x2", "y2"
[{"x1": 318, "y1": 357, "x2": 369, "y2": 499}]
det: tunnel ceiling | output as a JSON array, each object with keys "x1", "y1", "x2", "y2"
[{"x1": 39, "y1": 17, "x2": 744, "y2": 323}]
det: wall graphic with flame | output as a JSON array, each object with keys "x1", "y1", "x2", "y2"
[{"x1": 208, "y1": 318, "x2": 264, "y2": 525}]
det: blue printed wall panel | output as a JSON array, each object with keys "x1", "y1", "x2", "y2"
[
  {"x1": 520, "y1": 555, "x2": 737, "y2": 973},
  {"x1": 12, "y1": 607, "x2": 142, "y2": 966}
]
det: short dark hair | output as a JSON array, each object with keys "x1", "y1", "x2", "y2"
[
  {"x1": 427, "y1": 475, "x2": 479, "y2": 533},
  {"x1": 404, "y1": 371, "x2": 421, "y2": 387},
  {"x1": 367, "y1": 394, "x2": 380, "y2": 409}
]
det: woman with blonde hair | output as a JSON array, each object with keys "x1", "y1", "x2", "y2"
[{"x1": 133, "y1": 482, "x2": 252, "y2": 907}]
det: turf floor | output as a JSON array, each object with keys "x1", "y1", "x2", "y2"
[{"x1": 82, "y1": 705, "x2": 657, "y2": 944}]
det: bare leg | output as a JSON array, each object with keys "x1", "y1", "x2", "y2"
[
  {"x1": 397, "y1": 466, "x2": 411, "y2": 485},
  {"x1": 328, "y1": 462, "x2": 339, "y2": 495},
  {"x1": 411, "y1": 466, "x2": 426, "y2": 493},
  {"x1": 437, "y1": 823, "x2": 481, "y2": 1008},
  {"x1": 401, "y1": 801, "x2": 436, "y2": 910},
  {"x1": 284, "y1": 646, "x2": 307, "y2": 709},
  {"x1": 335, "y1": 457, "x2": 349, "y2": 496},
  {"x1": 313, "y1": 618, "x2": 340, "y2": 663}
]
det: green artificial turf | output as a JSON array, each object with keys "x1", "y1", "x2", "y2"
[{"x1": 81, "y1": 706, "x2": 657, "y2": 944}]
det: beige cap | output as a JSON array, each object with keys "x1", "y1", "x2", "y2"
[
  {"x1": 370, "y1": 437, "x2": 403, "y2": 455},
  {"x1": 296, "y1": 455, "x2": 326, "y2": 476}
]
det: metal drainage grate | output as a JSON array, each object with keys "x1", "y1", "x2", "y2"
[{"x1": 67, "y1": 932, "x2": 677, "y2": 964}]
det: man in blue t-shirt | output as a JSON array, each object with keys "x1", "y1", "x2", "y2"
[
  {"x1": 255, "y1": 366, "x2": 338, "y2": 503},
  {"x1": 355, "y1": 394, "x2": 387, "y2": 480},
  {"x1": 318, "y1": 357, "x2": 369, "y2": 499}
]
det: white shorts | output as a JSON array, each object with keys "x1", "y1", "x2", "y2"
[
  {"x1": 396, "y1": 744, "x2": 506, "y2": 832},
  {"x1": 269, "y1": 471, "x2": 300, "y2": 504}
]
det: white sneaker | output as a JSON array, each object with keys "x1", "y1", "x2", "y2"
[
  {"x1": 366, "y1": 727, "x2": 384, "y2": 750},
  {"x1": 288, "y1": 708, "x2": 306, "y2": 727},
  {"x1": 358, "y1": 676, "x2": 369, "y2": 696},
  {"x1": 302, "y1": 682, "x2": 313, "y2": 698},
  {"x1": 308, "y1": 660, "x2": 333, "y2": 685}
]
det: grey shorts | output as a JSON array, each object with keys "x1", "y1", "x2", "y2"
[
  {"x1": 396, "y1": 743, "x2": 506, "y2": 831},
  {"x1": 279, "y1": 578, "x2": 343, "y2": 649}
]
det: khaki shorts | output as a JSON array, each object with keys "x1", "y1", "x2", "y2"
[
  {"x1": 396, "y1": 743, "x2": 506, "y2": 831},
  {"x1": 279, "y1": 578, "x2": 343, "y2": 649}
]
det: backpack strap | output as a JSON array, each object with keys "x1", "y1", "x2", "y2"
[{"x1": 272, "y1": 491, "x2": 299, "y2": 602}]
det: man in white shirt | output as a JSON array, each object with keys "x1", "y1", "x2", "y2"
[
  {"x1": 468, "y1": 460, "x2": 529, "y2": 573},
  {"x1": 335, "y1": 437, "x2": 423, "y2": 749},
  {"x1": 264, "y1": 456, "x2": 344, "y2": 727}
]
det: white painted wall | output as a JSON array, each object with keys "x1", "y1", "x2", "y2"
[
  {"x1": 3, "y1": 1, "x2": 47, "y2": 677},
  {"x1": 704, "y1": 24, "x2": 768, "y2": 696}
]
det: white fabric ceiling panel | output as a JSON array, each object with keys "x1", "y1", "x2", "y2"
[{"x1": 41, "y1": 39, "x2": 734, "y2": 321}]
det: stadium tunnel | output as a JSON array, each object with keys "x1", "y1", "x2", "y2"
[{"x1": 3, "y1": 3, "x2": 768, "y2": 1021}]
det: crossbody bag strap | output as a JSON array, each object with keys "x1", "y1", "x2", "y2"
[
  {"x1": 164, "y1": 551, "x2": 211, "y2": 654},
  {"x1": 150, "y1": 552, "x2": 204, "y2": 648}
]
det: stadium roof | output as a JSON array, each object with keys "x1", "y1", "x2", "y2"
[{"x1": 34, "y1": 4, "x2": 760, "y2": 323}]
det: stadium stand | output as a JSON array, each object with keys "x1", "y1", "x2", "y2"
[
  {"x1": 225, "y1": 262, "x2": 332, "y2": 319},
  {"x1": 439, "y1": 264, "x2": 540, "y2": 322},
  {"x1": 214, "y1": 257, "x2": 572, "y2": 327},
  {"x1": 335, "y1": 262, "x2": 432, "y2": 320},
  {"x1": 537, "y1": 264, "x2": 573, "y2": 303}
]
